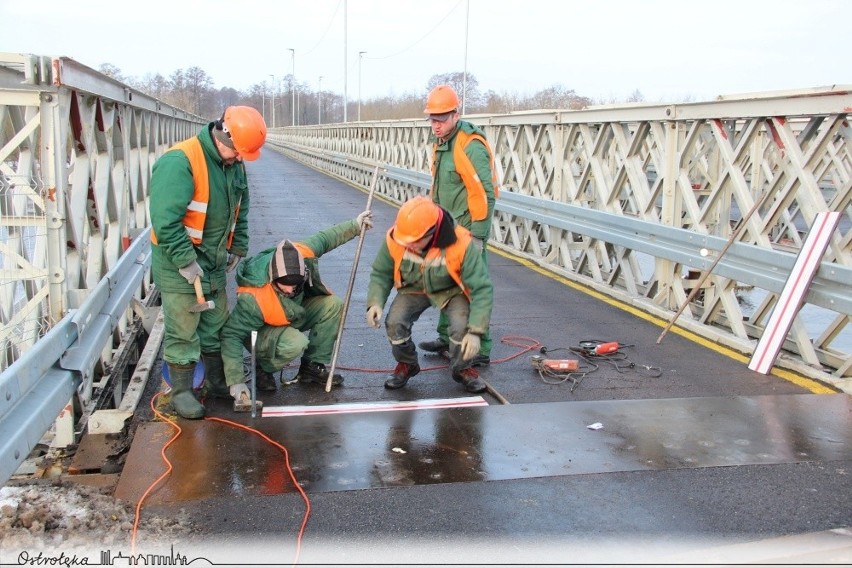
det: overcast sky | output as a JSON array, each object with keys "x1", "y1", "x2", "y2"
[{"x1": 2, "y1": 0, "x2": 850, "y2": 104}]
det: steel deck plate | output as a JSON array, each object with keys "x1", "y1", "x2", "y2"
[{"x1": 115, "y1": 393, "x2": 851, "y2": 505}]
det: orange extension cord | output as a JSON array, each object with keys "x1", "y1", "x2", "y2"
[
  {"x1": 130, "y1": 335, "x2": 541, "y2": 562},
  {"x1": 131, "y1": 392, "x2": 311, "y2": 566},
  {"x1": 336, "y1": 334, "x2": 542, "y2": 373}
]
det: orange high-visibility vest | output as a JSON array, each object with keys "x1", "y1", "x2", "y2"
[
  {"x1": 237, "y1": 283, "x2": 290, "y2": 326},
  {"x1": 431, "y1": 130, "x2": 500, "y2": 222},
  {"x1": 150, "y1": 138, "x2": 241, "y2": 247},
  {"x1": 385, "y1": 225, "x2": 473, "y2": 299},
  {"x1": 236, "y1": 243, "x2": 317, "y2": 326}
]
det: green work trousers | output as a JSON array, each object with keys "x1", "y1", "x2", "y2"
[
  {"x1": 161, "y1": 287, "x2": 229, "y2": 365},
  {"x1": 436, "y1": 243, "x2": 492, "y2": 356},
  {"x1": 253, "y1": 294, "x2": 343, "y2": 373}
]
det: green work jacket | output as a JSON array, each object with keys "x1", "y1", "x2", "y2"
[
  {"x1": 367, "y1": 231, "x2": 493, "y2": 335},
  {"x1": 430, "y1": 120, "x2": 496, "y2": 241},
  {"x1": 149, "y1": 123, "x2": 250, "y2": 294},
  {"x1": 220, "y1": 219, "x2": 361, "y2": 385}
]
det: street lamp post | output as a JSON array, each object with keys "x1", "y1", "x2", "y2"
[
  {"x1": 288, "y1": 48, "x2": 296, "y2": 126},
  {"x1": 358, "y1": 51, "x2": 366, "y2": 122},
  {"x1": 269, "y1": 74, "x2": 276, "y2": 128},
  {"x1": 318, "y1": 76, "x2": 323, "y2": 124}
]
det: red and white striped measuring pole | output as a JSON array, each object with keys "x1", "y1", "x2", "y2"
[{"x1": 749, "y1": 211, "x2": 841, "y2": 374}]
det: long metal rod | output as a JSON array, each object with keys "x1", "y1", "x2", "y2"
[
  {"x1": 325, "y1": 165, "x2": 382, "y2": 392},
  {"x1": 250, "y1": 330, "x2": 258, "y2": 418},
  {"x1": 656, "y1": 190, "x2": 773, "y2": 344}
]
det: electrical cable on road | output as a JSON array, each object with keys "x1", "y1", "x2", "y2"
[
  {"x1": 534, "y1": 340, "x2": 662, "y2": 391},
  {"x1": 132, "y1": 391, "x2": 311, "y2": 565},
  {"x1": 134, "y1": 334, "x2": 661, "y2": 558}
]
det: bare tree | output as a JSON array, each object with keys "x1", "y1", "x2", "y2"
[
  {"x1": 98, "y1": 63, "x2": 125, "y2": 82},
  {"x1": 184, "y1": 67, "x2": 215, "y2": 117},
  {"x1": 426, "y1": 72, "x2": 482, "y2": 111},
  {"x1": 529, "y1": 84, "x2": 591, "y2": 110},
  {"x1": 627, "y1": 89, "x2": 645, "y2": 103}
]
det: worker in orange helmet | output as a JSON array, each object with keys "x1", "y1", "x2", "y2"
[
  {"x1": 420, "y1": 84, "x2": 498, "y2": 367},
  {"x1": 150, "y1": 106, "x2": 267, "y2": 419},
  {"x1": 366, "y1": 196, "x2": 493, "y2": 393}
]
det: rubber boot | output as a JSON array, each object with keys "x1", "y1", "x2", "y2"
[
  {"x1": 168, "y1": 363, "x2": 205, "y2": 419},
  {"x1": 201, "y1": 352, "x2": 230, "y2": 399}
]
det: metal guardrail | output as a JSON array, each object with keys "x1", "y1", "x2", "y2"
[
  {"x1": 0, "y1": 228, "x2": 151, "y2": 484},
  {"x1": 269, "y1": 104, "x2": 852, "y2": 390},
  {"x1": 273, "y1": 142, "x2": 851, "y2": 317},
  {"x1": 497, "y1": 192, "x2": 852, "y2": 315}
]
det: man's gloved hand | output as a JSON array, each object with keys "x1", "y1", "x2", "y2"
[
  {"x1": 471, "y1": 237, "x2": 485, "y2": 251},
  {"x1": 357, "y1": 210, "x2": 374, "y2": 230},
  {"x1": 178, "y1": 261, "x2": 203, "y2": 285},
  {"x1": 226, "y1": 253, "x2": 243, "y2": 272},
  {"x1": 460, "y1": 332, "x2": 481, "y2": 361},
  {"x1": 229, "y1": 383, "x2": 250, "y2": 400},
  {"x1": 366, "y1": 305, "x2": 383, "y2": 328}
]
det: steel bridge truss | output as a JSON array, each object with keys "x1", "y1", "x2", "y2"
[
  {"x1": 269, "y1": 87, "x2": 851, "y2": 388},
  {"x1": 0, "y1": 52, "x2": 202, "y2": 385}
]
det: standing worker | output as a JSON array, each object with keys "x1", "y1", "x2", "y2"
[
  {"x1": 366, "y1": 196, "x2": 493, "y2": 393},
  {"x1": 150, "y1": 106, "x2": 267, "y2": 419},
  {"x1": 220, "y1": 213, "x2": 374, "y2": 398},
  {"x1": 419, "y1": 84, "x2": 498, "y2": 366}
]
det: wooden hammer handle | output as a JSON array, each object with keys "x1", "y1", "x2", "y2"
[{"x1": 193, "y1": 276, "x2": 205, "y2": 303}]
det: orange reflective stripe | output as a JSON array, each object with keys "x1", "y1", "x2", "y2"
[{"x1": 237, "y1": 283, "x2": 290, "y2": 326}]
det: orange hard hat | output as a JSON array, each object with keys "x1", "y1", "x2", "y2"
[
  {"x1": 424, "y1": 85, "x2": 460, "y2": 115},
  {"x1": 393, "y1": 196, "x2": 441, "y2": 245},
  {"x1": 222, "y1": 106, "x2": 267, "y2": 161}
]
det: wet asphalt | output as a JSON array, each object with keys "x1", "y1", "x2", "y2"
[{"x1": 125, "y1": 149, "x2": 851, "y2": 565}]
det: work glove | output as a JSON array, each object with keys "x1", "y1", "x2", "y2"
[
  {"x1": 366, "y1": 305, "x2": 383, "y2": 328},
  {"x1": 471, "y1": 237, "x2": 485, "y2": 251},
  {"x1": 229, "y1": 383, "x2": 250, "y2": 401},
  {"x1": 357, "y1": 210, "x2": 374, "y2": 230},
  {"x1": 178, "y1": 261, "x2": 203, "y2": 285},
  {"x1": 226, "y1": 253, "x2": 243, "y2": 272},
  {"x1": 460, "y1": 332, "x2": 481, "y2": 361}
]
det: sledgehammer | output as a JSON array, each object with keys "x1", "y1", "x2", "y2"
[
  {"x1": 189, "y1": 276, "x2": 215, "y2": 313},
  {"x1": 234, "y1": 330, "x2": 263, "y2": 416}
]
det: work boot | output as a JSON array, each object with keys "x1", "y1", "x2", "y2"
[
  {"x1": 167, "y1": 363, "x2": 205, "y2": 419},
  {"x1": 255, "y1": 365, "x2": 278, "y2": 392},
  {"x1": 296, "y1": 359, "x2": 343, "y2": 387},
  {"x1": 419, "y1": 338, "x2": 450, "y2": 353},
  {"x1": 384, "y1": 362, "x2": 421, "y2": 389},
  {"x1": 470, "y1": 354, "x2": 491, "y2": 367},
  {"x1": 201, "y1": 352, "x2": 230, "y2": 398},
  {"x1": 452, "y1": 367, "x2": 487, "y2": 394}
]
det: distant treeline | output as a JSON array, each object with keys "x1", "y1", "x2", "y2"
[{"x1": 99, "y1": 64, "x2": 645, "y2": 124}]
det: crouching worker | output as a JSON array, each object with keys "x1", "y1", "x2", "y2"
[
  {"x1": 366, "y1": 196, "x2": 493, "y2": 393},
  {"x1": 220, "y1": 212, "x2": 373, "y2": 398}
]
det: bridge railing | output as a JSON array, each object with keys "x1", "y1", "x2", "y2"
[
  {"x1": 0, "y1": 53, "x2": 204, "y2": 482},
  {"x1": 0, "y1": 54, "x2": 849, "y2": 483},
  {"x1": 0, "y1": 52, "x2": 203, "y2": 372},
  {"x1": 266, "y1": 86, "x2": 852, "y2": 390}
]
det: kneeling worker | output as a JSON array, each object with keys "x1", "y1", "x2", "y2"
[
  {"x1": 366, "y1": 196, "x2": 493, "y2": 393},
  {"x1": 221, "y1": 212, "x2": 373, "y2": 399}
]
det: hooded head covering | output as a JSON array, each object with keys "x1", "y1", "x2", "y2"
[{"x1": 269, "y1": 240, "x2": 305, "y2": 286}]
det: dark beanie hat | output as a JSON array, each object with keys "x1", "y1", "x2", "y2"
[
  {"x1": 269, "y1": 240, "x2": 305, "y2": 285},
  {"x1": 211, "y1": 118, "x2": 236, "y2": 149}
]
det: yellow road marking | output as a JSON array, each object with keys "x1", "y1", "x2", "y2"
[{"x1": 494, "y1": 248, "x2": 837, "y2": 395}]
